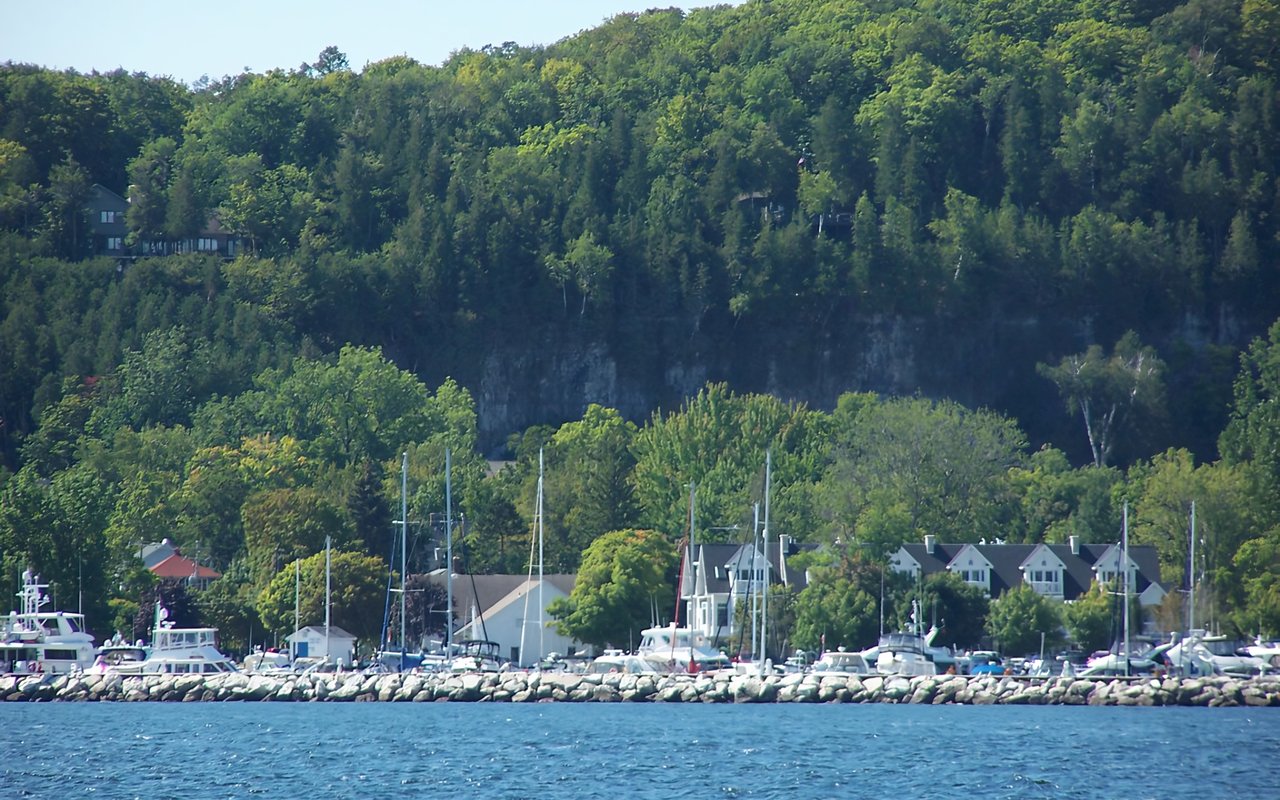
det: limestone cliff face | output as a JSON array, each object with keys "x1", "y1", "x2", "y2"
[{"x1": 467, "y1": 313, "x2": 1094, "y2": 455}]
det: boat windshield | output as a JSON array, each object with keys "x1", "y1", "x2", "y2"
[{"x1": 879, "y1": 633, "x2": 926, "y2": 652}]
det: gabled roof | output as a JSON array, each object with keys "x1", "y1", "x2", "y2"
[
  {"x1": 141, "y1": 540, "x2": 178, "y2": 569},
  {"x1": 896, "y1": 542, "x2": 964, "y2": 577},
  {"x1": 684, "y1": 543, "x2": 740, "y2": 595},
  {"x1": 87, "y1": 183, "x2": 128, "y2": 208},
  {"x1": 895, "y1": 540, "x2": 1162, "y2": 601},
  {"x1": 978, "y1": 544, "x2": 1036, "y2": 596},
  {"x1": 149, "y1": 553, "x2": 220, "y2": 581},
  {"x1": 288, "y1": 625, "x2": 356, "y2": 641},
  {"x1": 683, "y1": 538, "x2": 814, "y2": 597},
  {"x1": 428, "y1": 573, "x2": 576, "y2": 622},
  {"x1": 471, "y1": 577, "x2": 572, "y2": 624}
]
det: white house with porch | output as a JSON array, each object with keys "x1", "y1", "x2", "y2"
[{"x1": 679, "y1": 535, "x2": 813, "y2": 655}]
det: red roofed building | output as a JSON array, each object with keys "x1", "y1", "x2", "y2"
[{"x1": 149, "y1": 553, "x2": 221, "y2": 590}]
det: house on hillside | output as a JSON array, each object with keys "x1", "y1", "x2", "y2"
[
  {"x1": 142, "y1": 538, "x2": 220, "y2": 590},
  {"x1": 889, "y1": 535, "x2": 1166, "y2": 630},
  {"x1": 84, "y1": 184, "x2": 242, "y2": 259},
  {"x1": 88, "y1": 184, "x2": 128, "y2": 256},
  {"x1": 430, "y1": 572, "x2": 586, "y2": 666},
  {"x1": 680, "y1": 534, "x2": 814, "y2": 656}
]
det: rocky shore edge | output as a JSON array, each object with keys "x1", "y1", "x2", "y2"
[{"x1": 5, "y1": 670, "x2": 1280, "y2": 707}]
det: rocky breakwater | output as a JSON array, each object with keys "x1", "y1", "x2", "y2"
[{"x1": 4, "y1": 671, "x2": 1280, "y2": 707}]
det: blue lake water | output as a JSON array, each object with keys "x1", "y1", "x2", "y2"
[{"x1": 2, "y1": 702, "x2": 1276, "y2": 798}]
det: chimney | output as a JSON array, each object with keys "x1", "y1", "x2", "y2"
[
  {"x1": 1069, "y1": 535, "x2": 1079, "y2": 556},
  {"x1": 924, "y1": 534, "x2": 936, "y2": 555}
]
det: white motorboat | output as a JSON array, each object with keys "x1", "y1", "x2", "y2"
[
  {"x1": 98, "y1": 604, "x2": 238, "y2": 676},
  {"x1": 90, "y1": 643, "x2": 149, "y2": 674},
  {"x1": 449, "y1": 639, "x2": 506, "y2": 672},
  {"x1": 811, "y1": 649, "x2": 871, "y2": 676},
  {"x1": 1245, "y1": 637, "x2": 1280, "y2": 669},
  {"x1": 636, "y1": 623, "x2": 730, "y2": 673},
  {"x1": 875, "y1": 631, "x2": 938, "y2": 676},
  {"x1": 140, "y1": 623, "x2": 239, "y2": 675},
  {"x1": 2, "y1": 570, "x2": 96, "y2": 674},
  {"x1": 587, "y1": 649, "x2": 659, "y2": 675},
  {"x1": 1161, "y1": 631, "x2": 1271, "y2": 677},
  {"x1": 241, "y1": 648, "x2": 294, "y2": 675}
]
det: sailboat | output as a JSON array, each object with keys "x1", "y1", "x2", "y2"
[
  {"x1": 377, "y1": 452, "x2": 426, "y2": 672},
  {"x1": 1081, "y1": 503, "x2": 1159, "y2": 677},
  {"x1": 517, "y1": 449, "x2": 546, "y2": 669}
]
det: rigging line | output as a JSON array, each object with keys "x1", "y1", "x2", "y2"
[
  {"x1": 451, "y1": 509, "x2": 491, "y2": 643},
  {"x1": 518, "y1": 450, "x2": 540, "y2": 666},
  {"x1": 379, "y1": 519, "x2": 397, "y2": 648}
]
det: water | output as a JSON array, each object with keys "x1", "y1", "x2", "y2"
[{"x1": 2, "y1": 702, "x2": 1276, "y2": 798}]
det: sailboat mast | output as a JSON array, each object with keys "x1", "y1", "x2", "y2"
[
  {"x1": 324, "y1": 534, "x2": 332, "y2": 662},
  {"x1": 749, "y1": 502, "x2": 760, "y2": 659},
  {"x1": 446, "y1": 448, "x2": 454, "y2": 656},
  {"x1": 519, "y1": 448, "x2": 543, "y2": 667},
  {"x1": 760, "y1": 450, "x2": 771, "y2": 670},
  {"x1": 293, "y1": 560, "x2": 300, "y2": 661},
  {"x1": 400, "y1": 451, "x2": 408, "y2": 671},
  {"x1": 1122, "y1": 501, "x2": 1131, "y2": 678},
  {"x1": 1189, "y1": 500, "x2": 1196, "y2": 634},
  {"x1": 538, "y1": 448, "x2": 545, "y2": 663},
  {"x1": 689, "y1": 482, "x2": 696, "y2": 632}
]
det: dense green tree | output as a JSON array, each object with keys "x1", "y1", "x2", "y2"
[
  {"x1": 631, "y1": 383, "x2": 817, "y2": 543},
  {"x1": 985, "y1": 584, "x2": 1065, "y2": 656},
  {"x1": 1064, "y1": 581, "x2": 1115, "y2": 653},
  {"x1": 547, "y1": 529, "x2": 676, "y2": 650},
  {"x1": 1007, "y1": 447, "x2": 1122, "y2": 543},
  {"x1": 1038, "y1": 331, "x2": 1166, "y2": 467},
  {"x1": 791, "y1": 564, "x2": 880, "y2": 653},
  {"x1": 124, "y1": 136, "x2": 176, "y2": 244},
  {"x1": 919, "y1": 571, "x2": 990, "y2": 650},
  {"x1": 817, "y1": 393, "x2": 1027, "y2": 553},
  {"x1": 1221, "y1": 319, "x2": 1280, "y2": 513},
  {"x1": 257, "y1": 549, "x2": 387, "y2": 646},
  {"x1": 536, "y1": 405, "x2": 639, "y2": 570},
  {"x1": 242, "y1": 487, "x2": 350, "y2": 591},
  {"x1": 254, "y1": 346, "x2": 434, "y2": 468}
]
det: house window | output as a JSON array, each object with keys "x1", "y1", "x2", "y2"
[
  {"x1": 1028, "y1": 569, "x2": 1062, "y2": 595},
  {"x1": 100, "y1": 210, "x2": 120, "y2": 223},
  {"x1": 106, "y1": 237, "x2": 123, "y2": 251},
  {"x1": 716, "y1": 602, "x2": 729, "y2": 628}
]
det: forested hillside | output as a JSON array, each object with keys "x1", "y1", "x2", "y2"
[{"x1": 2, "y1": 0, "x2": 1279, "y2": 652}]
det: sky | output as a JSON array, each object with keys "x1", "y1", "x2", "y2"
[{"x1": 3, "y1": 1, "x2": 744, "y2": 85}]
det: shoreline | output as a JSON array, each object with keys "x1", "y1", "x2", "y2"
[{"x1": 4, "y1": 670, "x2": 1279, "y2": 707}]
